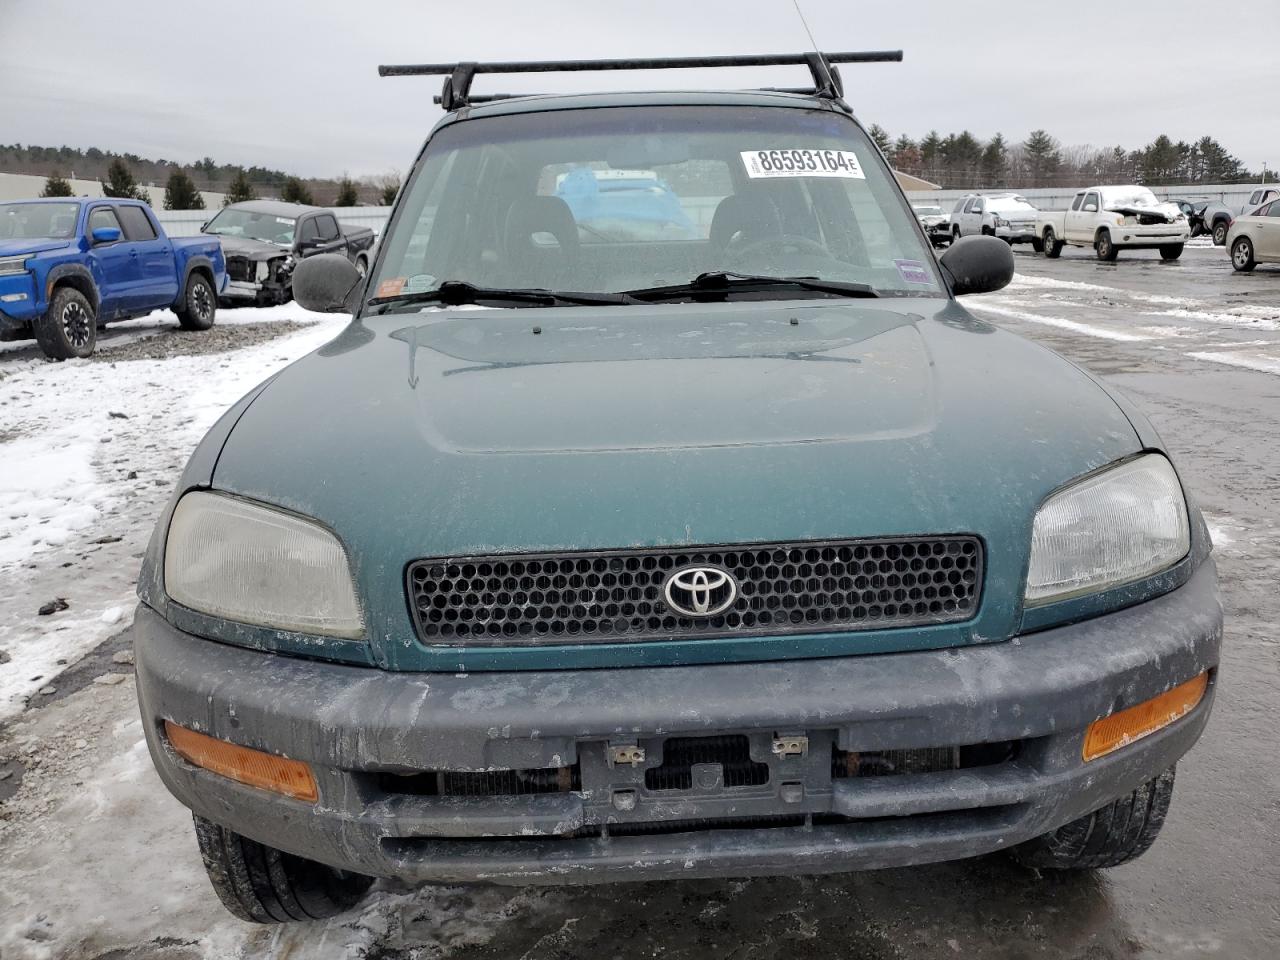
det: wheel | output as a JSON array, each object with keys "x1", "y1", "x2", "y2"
[
  {"x1": 1231, "y1": 236, "x2": 1256, "y2": 272},
  {"x1": 1159, "y1": 244, "x2": 1184, "y2": 261},
  {"x1": 175, "y1": 272, "x2": 216, "y2": 331},
  {"x1": 1096, "y1": 230, "x2": 1119, "y2": 261},
  {"x1": 952, "y1": 226, "x2": 962, "y2": 243},
  {"x1": 192, "y1": 814, "x2": 374, "y2": 923},
  {"x1": 35, "y1": 286, "x2": 97, "y2": 360},
  {"x1": 1042, "y1": 228, "x2": 1063, "y2": 259},
  {"x1": 1011, "y1": 766, "x2": 1176, "y2": 870},
  {"x1": 1031, "y1": 237, "x2": 1044, "y2": 254},
  {"x1": 1212, "y1": 221, "x2": 1229, "y2": 246},
  {"x1": 354, "y1": 256, "x2": 368, "y2": 278},
  {"x1": 981, "y1": 225, "x2": 995, "y2": 236}
]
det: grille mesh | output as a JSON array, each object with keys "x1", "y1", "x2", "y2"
[
  {"x1": 406, "y1": 536, "x2": 982, "y2": 646},
  {"x1": 225, "y1": 256, "x2": 255, "y2": 283}
]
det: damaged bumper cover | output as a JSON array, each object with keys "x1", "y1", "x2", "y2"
[{"x1": 133, "y1": 560, "x2": 1221, "y2": 884}]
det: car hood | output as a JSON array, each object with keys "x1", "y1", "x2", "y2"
[
  {"x1": 0, "y1": 238, "x2": 72, "y2": 257},
  {"x1": 209, "y1": 235, "x2": 289, "y2": 260},
  {"x1": 211, "y1": 298, "x2": 1143, "y2": 669}
]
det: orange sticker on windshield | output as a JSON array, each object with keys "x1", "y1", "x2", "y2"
[{"x1": 376, "y1": 277, "x2": 406, "y2": 298}]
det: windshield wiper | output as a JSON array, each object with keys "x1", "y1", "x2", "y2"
[
  {"x1": 367, "y1": 280, "x2": 639, "y2": 314},
  {"x1": 622, "y1": 271, "x2": 879, "y2": 302}
]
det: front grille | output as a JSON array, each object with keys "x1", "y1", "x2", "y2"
[
  {"x1": 644, "y1": 735, "x2": 770, "y2": 791},
  {"x1": 225, "y1": 256, "x2": 255, "y2": 283},
  {"x1": 406, "y1": 536, "x2": 982, "y2": 646}
]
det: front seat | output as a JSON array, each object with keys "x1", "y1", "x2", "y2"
[
  {"x1": 710, "y1": 189, "x2": 783, "y2": 249},
  {"x1": 502, "y1": 196, "x2": 581, "y2": 288}
]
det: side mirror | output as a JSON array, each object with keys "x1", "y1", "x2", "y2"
[
  {"x1": 91, "y1": 226, "x2": 121, "y2": 244},
  {"x1": 292, "y1": 253, "x2": 362, "y2": 313},
  {"x1": 1083, "y1": 204, "x2": 1098, "y2": 213},
  {"x1": 940, "y1": 235, "x2": 1014, "y2": 297}
]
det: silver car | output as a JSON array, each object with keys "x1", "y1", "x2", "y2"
[{"x1": 1227, "y1": 197, "x2": 1280, "y2": 271}]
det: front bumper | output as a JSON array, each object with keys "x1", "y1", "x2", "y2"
[
  {"x1": 0, "y1": 272, "x2": 39, "y2": 328},
  {"x1": 134, "y1": 560, "x2": 1221, "y2": 885},
  {"x1": 1116, "y1": 225, "x2": 1191, "y2": 245},
  {"x1": 995, "y1": 224, "x2": 1037, "y2": 242}
]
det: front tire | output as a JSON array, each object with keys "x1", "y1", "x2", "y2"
[
  {"x1": 1159, "y1": 243, "x2": 1184, "y2": 261},
  {"x1": 175, "y1": 273, "x2": 217, "y2": 331},
  {"x1": 1096, "y1": 230, "x2": 1119, "y2": 261},
  {"x1": 192, "y1": 815, "x2": 374, "y2": 923},
  {"x1": 1011, "y1": 766, "x2": 1175, "y2": 870},
  {"x1": 1232, "y1": 236, "x2": 1256, "y2": 272},
  {"x1": 354, "y1": 255, "x2": 368, "y2": 278},
  {"x1": 35, "y1": 286, "x2": 97, "y2": 360},
  {"x1": 1212, "y1": 221, "x2": 1229, "y2": 246}
]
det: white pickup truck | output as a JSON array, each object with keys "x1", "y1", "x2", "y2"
[{"x1": 1037, "y1": 185, "x2": 1190, "y2": 261}]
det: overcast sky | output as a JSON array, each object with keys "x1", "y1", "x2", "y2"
[{"x1": 1, "y1": 0, "x2": 1274, "y2": 180}]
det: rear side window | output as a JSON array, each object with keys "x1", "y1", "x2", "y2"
[
  {"x1": 88, "y1": 206, "x2": 123, "y2": 235},
  {"x1": 117, "y1": 205, "x2": 157, "y2": 240},
  {"x1": 1070, "y1": 194, "x2": 1083, "y2": 211},
  {"x1": 317, "y1": 215, "x2": 340, "y2": 240}
]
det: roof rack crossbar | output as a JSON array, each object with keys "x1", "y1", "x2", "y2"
[{"x1": 382, "y1": 51, "x2": 902, "y2": 111}]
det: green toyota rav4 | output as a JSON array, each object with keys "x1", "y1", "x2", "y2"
[{"x1": 133, "y1": 53, "x2": 1221, "y2": 923}]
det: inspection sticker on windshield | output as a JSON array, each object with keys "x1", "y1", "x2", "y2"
[
  {"x1": 894, "y1": 259, "x2": 934, "y2": 285},
  {"x1": 740, "y1": 149, "x2": 865, "y2": 179}
]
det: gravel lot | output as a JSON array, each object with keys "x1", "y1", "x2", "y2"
[{"x1": 0, "y1": 250, "x2": 1276, "y2": 959}]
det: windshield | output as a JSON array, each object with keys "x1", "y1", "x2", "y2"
[
  {"x1": 204, "y1": 208, "x2": 296, "y2": 245},
  {"x1": 1100, "y1": 187, "x2": 1162, "y2": 209},
  {"x1": 373, "y1": 105, "x2": 942, "y2": 305},
  {"x1": 0, "y1": 202, "x2": 79, "y2": 240}
]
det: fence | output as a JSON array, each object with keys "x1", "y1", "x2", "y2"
[
  {"x1": 903, "y1": 182, "x2": 1262, "y2": 212},
  {"x1": 154, "y1": 207, "x2": 391, "y2": 238}
]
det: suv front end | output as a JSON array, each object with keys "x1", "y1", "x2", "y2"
[{"x1": 132, "y1": 73, "x2": 1220, "y2": 922}]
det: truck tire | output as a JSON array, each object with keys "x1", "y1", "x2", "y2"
[
  {"x1": 1212, "y1": 220, "x2": 1229, "y2": 246},
  {"x1": 1031, "y1": 237, "x2": 1044, "y2": 254},
  {"x1": 1231, "y1": 236, "x2": 1256, "y2": 272},
  {"x1": 952, "y1": 225, "x2": 962, "y2": 243},
  {"x1": 1159, "y1": 244, "x2": 1184, "y2": 261},
  {"x1": 1042, "y1": 228, "x2": 1063, "y2": 259},
  {"x1": 1011, "y1": 766, "x2": 1175, "y2": 870},
  {"x1": 175, "y1": 272, "x2": 217, "y2": 331},
  {"x1": 1096, "y1": 230, "x2": 1119, "y2": 261},
  {"x1": 192, "y1": 814, "x2": 374, "y2": 923},
  {"x1": 354, "y1": 254, "x2": 368, "y2": 278},
  {"x1": 35, "y1": 286, "x2": 97, "y2": 360}
]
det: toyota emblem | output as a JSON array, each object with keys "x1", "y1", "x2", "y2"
[{"x1": 663, "y1": 565, "x2": 737, "y2": 617}]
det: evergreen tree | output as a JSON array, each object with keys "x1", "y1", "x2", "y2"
[
  {"x1": 101, "y1": 157, "x2": 145, "y2": 200},
  {"x1": 223, "y1": 168, "x2": 256, "y2": 205},
  {"x1": 980, "y1": 134, "x2": 1008, "y2": 184},
  {"x1": 335, "y1": 176, "x2": 359, "y2": 207},
  {"x1": 281, "y1": 176, "x2": 314, "y2": 205},
  {"x1": 379, "y1": 179, "x2": 399, "y2": 205},
  {"x1": 1022, "y1": 130, "x2": 1061, "y2": 185},
  {"x1": 867, "y1": 124, "x2": 892, "y2": 156},
  {"x1": 942, "y1": 131, "x2": 982, "y2": 186},
  {"x1": 919, "y1": 130, "x2": 944, "y2": 175},
  {"x1": 1140, "y1": 135, "x2": 1182, "y2": 183},
  {"x1": 41, "y1": 171, "x2": 74, "y2": 197},
  {"x1": 163, "y1": 169, "x2": 205, "y2": 210}
]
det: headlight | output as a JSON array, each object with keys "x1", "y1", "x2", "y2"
[
  {"x1": 994, "y1": 217, "x2": 1010, "y2": 227},
  {"x1": 255, "y1": 261, "x2": 270, "y2": 282},
  {"x1": 0, "y1": 256, "x2": 30, "y2": 275},
  {"x1": 1026, "y1": 454, "x2": 1190, "y2": 604},
  {"x1": 164, "y1": 491, "x2": 364, "y2": 638}
]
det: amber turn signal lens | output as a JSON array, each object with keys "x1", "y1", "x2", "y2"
[
  {"x1": 1082, "y1": 672, "x2": 1209, "y2": 762},
  {"x1": 164, "y1": 721, "x2": 318, "y2": 803}
]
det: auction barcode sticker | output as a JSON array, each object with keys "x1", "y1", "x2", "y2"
[{"x1": 741, "y1": 149, "x2": 865, "y2": 179}]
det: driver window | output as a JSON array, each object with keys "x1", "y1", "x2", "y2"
[
  {"x1": 88, "y1": 206, "x2": 123, "y2": 238},
  {"x1": 1070, "y1": 194, "x2": 1083, "y2": 212},
  {"x1": 1084, "y1": 193, "x2": 1100, "y2": 211},
  {"x1": 317, "y1": 215, "x2": 340, "y2": 241},
  {"x1": 972, "y1": 199, "x2": 984, "y2": 214},
  {"x1": 1267, "y1": 201, "x2": 1280, "y2": 218},
  {"x1": 298, "y1": 218, "x2": 320, "y2": 244}
]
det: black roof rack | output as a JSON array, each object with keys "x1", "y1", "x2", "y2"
[{"x1": 378, "y1": 51, "x2": 903, "y2": 112}]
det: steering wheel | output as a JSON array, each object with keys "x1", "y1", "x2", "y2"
[{"x1": 729, "y1": 233, "x2": 831, "y2": 262}]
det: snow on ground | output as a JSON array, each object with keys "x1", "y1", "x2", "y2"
[{"x1": 0, "y1": 305, "x2": 345, "y2": 720}]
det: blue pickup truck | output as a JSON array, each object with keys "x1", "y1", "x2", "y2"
[{"x1": 0, "y1": 197, "x2": 227, "y2": 359}]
